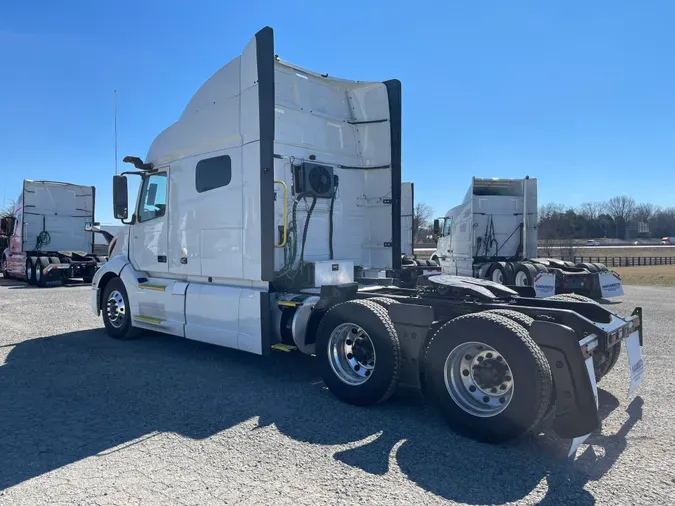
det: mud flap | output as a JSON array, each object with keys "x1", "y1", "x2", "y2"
[
  {"x1": 626, "y1": 331, "x2": 644, "y2": 396},
  {"x1": 568, "y1": 330, "x2": 644, "y2": 458},
  {"x1": 568, "y1": 357, "x2": 599, "y2": 458},
  {"x1": 598, "y1": 271, "x2": 624, "y2": 298},
  {"x1": 533, "y1": 272, "x2": 555, "y2": 298}
]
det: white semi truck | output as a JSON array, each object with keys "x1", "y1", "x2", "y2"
[
  {"x1": 0, "y1": 180, "x2": 107, "y2": 286},
  {"x1": 427, "y1": 177, "x2": 625, "y2": 299},
  {"x1": 90, "y1": 27, "x2": 644, "y2": 450}
]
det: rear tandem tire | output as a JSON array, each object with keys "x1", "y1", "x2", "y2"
[
  {"x1": 315, "y1": 300, "x2": 401, "y2": 407},
  {"x1": 101, "y1": 277, "x2": 140, "y2": 340},
  {"x1": 366, "y1": 297, "x2": 400, "y2": 310},
  {"x1": 27, "y1": 257, "x2": 37, "y2": 285},
  {"x1": 36, "y1": 256, "x2": 50, "y2": 287},
  {"x1": 483, "y1": 309, "x2": 534, "y2": 330},
  {"x1": 423, "y1": 312, "x2": 553, "y2": 443},
  {"x1": 513, "y1": 263, "x2": 538, "y2": 287}
]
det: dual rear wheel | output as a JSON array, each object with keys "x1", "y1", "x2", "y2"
[{"x1": 316, "y1": 300, "x2": 553, "y2": 443}]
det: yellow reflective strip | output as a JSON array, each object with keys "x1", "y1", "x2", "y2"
[
  {"x1": 134, "y1": 315, "x2": 164, "y2": 324},
  {"x1": 139, "y1": 284, "x2": 166, "y2": 291},
  {"x1": 271, "y1": 343, "x2": 296, "y2": 352},
  {"x1": 278, "y1": 300, "x2": 300, "y2": 307}
]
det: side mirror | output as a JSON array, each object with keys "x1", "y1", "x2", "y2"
[
  {"x1": 112, "y1": 175, "x2": 129, "y2": 220},
  {"x1": 433, "y1": 219, "x2": 441, "y2": 236},
  {"x1": 84, "y1": 221, "x2": 101, "y2": 232}
]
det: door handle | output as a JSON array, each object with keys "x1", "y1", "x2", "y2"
[{"x1": 158, "y1": 256, "x2": 167, "y2": 263}]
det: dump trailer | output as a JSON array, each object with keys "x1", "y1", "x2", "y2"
[
  {"x1": 0, "y1": 180, "x2": 107, "y2": 286},
  {"x1": 90, "y1": 27, "x2": 644, "y2": 452},
  {"x1": 427, "y1": 177, "x2": 625, "y2": 299}
]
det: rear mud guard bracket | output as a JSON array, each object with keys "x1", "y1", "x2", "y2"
[
  {"x1": 387, "y1": 303, "x2": 434, "y2": 391},
  {"x1": 529, "y1": 320, "x2": 600, "y2": 439}
]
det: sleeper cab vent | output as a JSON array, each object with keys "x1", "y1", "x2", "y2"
[{"x1": 293, "y1": 162, "x2": 336, "y2": 198}]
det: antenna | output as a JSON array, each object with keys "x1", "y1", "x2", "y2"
[{"x1": 113, "y1": 89, "x2": 118, "y2": 175}]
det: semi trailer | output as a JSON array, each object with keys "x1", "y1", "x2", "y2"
[
  {"x1": 427, "y1": 177, "x2": 625, "y2": 299},
  {"x1": 90, "y1": 27, "x2": 644, "y2": 452},
  {"x1": 0, "y1": 180, "x2": 107, "y2": 286}
]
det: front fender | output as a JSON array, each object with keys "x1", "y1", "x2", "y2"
[{"x1": 92, "y1": 254, "x2": 130, "y2": 287}]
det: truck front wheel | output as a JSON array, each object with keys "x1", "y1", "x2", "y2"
[
  {"x1": 315, "y1": 300, "x2": 401, "y2": 406},
  {"x1": 101, "y1": 277, "x2": 139, "y2": 340},
  {"x1": 423, "y1": 312, "x2": 553, "y2": 443}
]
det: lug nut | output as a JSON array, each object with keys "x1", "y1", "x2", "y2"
[
  {"x1": 465, "y1": 354, "x2": 472, "y2": 360},
  {"x1": 365, "y1": 370, "x2": 371, "y2": 376},
  {"x1": 347, "y1": 353, "x2": 353, "y2": 360},
  {"x1": 477, "y1": 356, "x2": 484, "y2": 362},
  {"x1": 496, "y1": 356, "x2": 503, "y2": 362},
  {"x1": 505, "y1": 376, "x2": 512, "y2": 382},
  {"x1": 345, "y1": 339, "x2": 353, "y2": 346},
  {"x1": 469, "y1": 385, "x2": 476, "y2": 392},
  {"x1": 462, "y1": 369, "x2": 470, "y2": 377},
  {"x1": 483, "y1": 396, "x2": 490, "y2": 403},
  {"x1": 486, "y1": 352, "x2": 493, "y2": 359},
  {"x1": 499, "y1": 397, "x2": 505, "y2": 404},
  {"x1": 351, "y1": 328, "x2": 357, "y2": 334},
  {"x1": 354, "y1": 365, "x2": 361, "y2": 372},
  {"x1": 476, "y1": 345, "x2": 483, "y2": 350},
  {"x1": 500, "y1": 384, "x2": 507, "y2": 390}
]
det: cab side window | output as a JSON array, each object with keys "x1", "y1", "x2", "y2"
[
  {"x1": 138, "y1": 173, "x2": 167, "y2": 223},
  {"x1": 443, "y1": 217, "x2": 452, "y2": 236}
]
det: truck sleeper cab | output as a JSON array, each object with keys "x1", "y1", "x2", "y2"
[
  {"x1": 0, "y1": 180, "x2": 106, "y2": 287},
  {"x1": 92, "y1": 27, "x2": 644, "y2": 449},
  {"x1": 428, "y1": 177, "x2": 625, "y2": 299}
]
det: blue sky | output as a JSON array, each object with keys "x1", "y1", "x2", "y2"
[{"x1": 1, "y1": 1, "x2": 673, "y2": 223}]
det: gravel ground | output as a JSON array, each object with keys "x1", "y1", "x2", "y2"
[{"x1": 0, "y1": 279, "x2": 673, "y2": 505}]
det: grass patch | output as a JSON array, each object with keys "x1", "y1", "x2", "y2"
[{"x1": 614, "y1": 265, "x2": 675, "y2": 287}]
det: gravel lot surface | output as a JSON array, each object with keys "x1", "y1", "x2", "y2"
[{"x1": 0, "y1": 279, "x2": 673, "y2": 505}]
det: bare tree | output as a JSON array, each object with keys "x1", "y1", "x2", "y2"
[
  {"x1": 0, "y1": 200, "x2": 15, "y2": 219},
  {"x1": 605, "y1": 195, "x2": 636, "y2": 239},
  {"x1": 413, "y1": 202, "x2": 434, "y2": 243},
  {"x1": 634, "y1": 202, "x2": 659, "y2": 223},
  {"x1": 578, "y1": 202, "x2": 605, "y2": 221}
]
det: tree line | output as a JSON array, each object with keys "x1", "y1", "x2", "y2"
[
  {"x1": 413, "y1": 196, "x2": 675, "y2": 246},
  {"x1": 539, "y1": 196, "x2": 675, "y2": 241}
]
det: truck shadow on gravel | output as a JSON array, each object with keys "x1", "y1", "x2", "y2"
[{"x1": 0, "y1": 329, "x2": 642, "y2": 504}]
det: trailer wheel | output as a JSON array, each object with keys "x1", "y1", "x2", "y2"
[
  {"x1": 36, "y1": 257, "x2": 50, "y2": 287},
  {"x1": 423, "y1": 312, "x2": 552, "y2": 443},
  {"x1": 513, "y1": 263, "x2": 537, "y2": 286},
  {"x1": 367, "y1": 297, "x2": 399, "y2": 310},
  {"x1": 315, "y1": 300, "x2": 401, "y2": 406},
  {"x1": 101, "y1": 277, "x2": 139, "y2": 340}
]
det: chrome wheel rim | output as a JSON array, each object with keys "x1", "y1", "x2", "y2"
[
  {"x1": 444, "y1": 341, "x2": 514, "y2": 417},
  {"x1": 515, "y1": 271, "x2": 530, "y2": 286},
  {"x1": 36, "y1": 264, "x2": 41, "y2": 281},
  {"x1": 327, "y1": 323, "x2": 376, "y2": 386},
  {"x1": 491, "y1": 269, "x2": 504, "y2": 284},
  {"x1": 106, "y1": 290, "x2": 126, "y2": 328}
]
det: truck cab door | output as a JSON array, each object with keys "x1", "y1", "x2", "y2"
[
  {"x1": 131, "y1": 171, "x2": 169, "y2": 274},
  {"x1": 436, "y1": 217, "x2": 454, "y2": 271}
]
